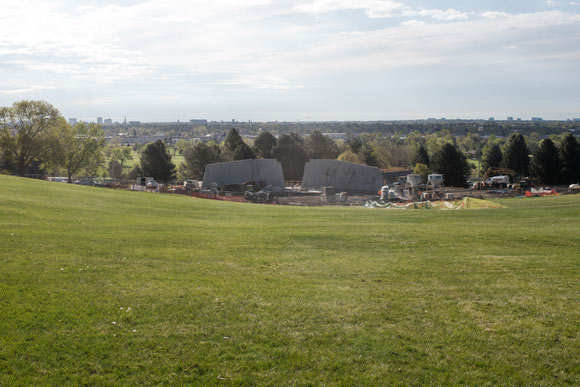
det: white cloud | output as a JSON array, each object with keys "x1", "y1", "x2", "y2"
[
  {"x1": 294, "y1": 0, "x2": 470, "y2": 20},
  {"x1": 0, "y1": 85, "x2": 56, "y2": 95},
  {"x1": 409, "y1": 8, "x2": 471, "y2": 21},
  {"x1": 1, "y1": 1, "x2": 580, "y2": 119}
]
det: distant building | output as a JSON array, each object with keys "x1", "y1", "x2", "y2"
[
  {"x1": 531, "y1": 117, "x2": 543, "y2": 122},
  {"x1": 128, "y1": 121, "x2": 141, "y2": 125},
  {"x1": 190, "y1": 119, "x2": 208, "y2": 126},
  {"x1": 573, "y1": 118, "x2": 580, "y2": 122},
  {"x1": 68, "y1": 118, "x2": 77, "y2": 125},
  {"x1": 507, "y1": 117, "x2": 513, "y2": 121},
  {"x1": 323, "y1": 133, "x2": 347, "y2": 140},
  {"x1": 104, "y1": 118, "x2": 113, "y2": 126},
  {"x1": 97, "y1": 117, "x2": 103, "y2": 124},
  {"x1": 488, "y1": 117, "x2": 495, "y2": 122}
]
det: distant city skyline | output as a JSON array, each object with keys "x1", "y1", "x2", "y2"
[{"x1": 1, "y1": 1, "x2": 579, "y2": 121}]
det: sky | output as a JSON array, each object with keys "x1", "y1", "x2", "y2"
[{"x1": 1, "y1": 0, "x2": 579, "y2": 122}]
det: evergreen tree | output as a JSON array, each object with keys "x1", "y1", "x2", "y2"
[
  {"x1": 503, "y1": 133, "x2": 530, "y2": 177},
  {"x1": 412, "y1": 145, "x2": 430, "y2": 167},
  {"x1": 431, "y1": 143, "x2": 470, "y2": 187},
  {"x1": 305, "y1": 130, "x2": 339, "y2": 159},
  {"x1": 361, "y1": 144, "x2": 378, "y2": 167},
  {"x1": 223, "y1": 129, "x2": 244, "y2": 160},
  {"x1": 482, "y1": 144, "x2": 503, "y2": 171},
  {"x1": 531, "y1": 138, "x2": 562, "y2": 185},
  {"x1": 559, "y1": 133, "x2": 580, "y2": 183},
  {"x1": 347, "y1": 136, "x2": 362, "y2": 154},
  {"x1": 232, "y1": 142, "x2": 256, "y2": 160},
  {"x1": 272, "y1": 133, "x2": 308, "y2": 181},
  {"x1": 139, "y1": 140, "x2": 176, "y2": 182},
  {"x1": 252, "y1": 131, "x2": 277, "y2": 159}
]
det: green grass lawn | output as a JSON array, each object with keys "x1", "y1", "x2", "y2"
[{"x1": 1, "y1": 175, "x2": 579, "y2": 385}]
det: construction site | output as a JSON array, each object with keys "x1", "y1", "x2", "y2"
[{"x1": 91, "y1": 159, "x2": 571, "y2": 210}]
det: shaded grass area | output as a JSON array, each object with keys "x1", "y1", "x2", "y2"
[{"x1": 1, "y1": 175, "x2": 580, "y2": 385}]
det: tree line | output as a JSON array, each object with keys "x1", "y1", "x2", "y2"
[
  {"x1": 2, "y1": 100, "x2": 579, "y2": 187},
  {"x1": 480, "y1": 132, "x2": 580, "y2": 185}
]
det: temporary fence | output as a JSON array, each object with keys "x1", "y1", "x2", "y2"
[{"x1": 364, "y1": 197, "x2": 504, "y2": 210}]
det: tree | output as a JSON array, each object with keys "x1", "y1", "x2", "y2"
[
  {"x1": 179, "y1": 142, "x2": 221, "y2": 180},
  {"x1": 412, "y1": 145, "x2": 430, "y2": 167},
  {"x1": 371, "y1": 137, "x2": 410, "y2": 169},
  {"x1": 559, "y1": 133, "x2": 580, "y2": 183},
  {"x1": 337, "y1": 149, "x2": 364, "y2": 164},
  {"x1": 108, "y1": 160, "x2": 124, "y2": 180},
  {"x1": 503, "y1": 133, "x2": 529, "y2": 177},
  {"x1": 361, "y1": 143, "x2": 378, "y2": 167},
  {"x1": 252, "y1": 131, "x2": 277, "y2": 159},
  {"x1": 531, "y1": 139, "x2": 562, "y2": 185},
  {"x1": 413, "y1": 163, "x2": 431, "y2": 184},
  {"x1": 272, "y1": 133, "x2": 308, "y2": 181},
  {"x1": 0, "y1": 100, "x2": 63, "y2": 176},
  {"x1": 431, "y1": 143, "x2": 470, "y2": 187},
  {"x1": 56, "y1": 122, "x2": 106, "y2": 182},
  {"x1": 223, "y1": 129, "x2": 244, "y2": 160},
  {"x1": 305, "y1": 130, "x2": 339, "y2": 159},
  {"x1": 232, "y1": 142, "x2": 256, "y2": 160},
  {"x1": 347, "y1": 136, "x2": 363, "y2": 154},
  {"x1": 482, "y1": 144, "x2": 503, "y2": 171},
  {"x1": 139, "y1": 140, "x2": 175, "y2": 182}
]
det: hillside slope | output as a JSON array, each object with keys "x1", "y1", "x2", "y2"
[{"x1": 1, "y1": 175, "x2": 580, "y2": 385}]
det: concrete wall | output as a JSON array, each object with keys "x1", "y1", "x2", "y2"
[
  {"x1": 202, "y1": 159, "x2": 285, "y2": 189},
  {"x1": 302, "y1": 159, "x2": 384, "y2": 193}
]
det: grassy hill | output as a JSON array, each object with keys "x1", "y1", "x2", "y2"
[{"x1": 1, "y1": 175, "x2": 579, "y2": 385}]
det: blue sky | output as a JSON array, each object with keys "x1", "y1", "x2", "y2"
[{"x1": 1, "y1": 0, "x2": 579, "y2": 122}]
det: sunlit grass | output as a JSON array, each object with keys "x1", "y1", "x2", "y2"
[{"x1": 1, "y1": 175, "x2": 579, "y2": 385}]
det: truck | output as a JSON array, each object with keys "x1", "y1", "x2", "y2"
[{"x1": 484, "y1": 175, "x2": 510, "y2": 187}]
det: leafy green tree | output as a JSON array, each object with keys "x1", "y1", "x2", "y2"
[
  {"x1": 272, "y1": 133, "x2": 308, "y2": 181},
  {"x1": 412, "y1": 145, "x2": 430, "y2": 167},
  {"x1": 503, "y1": 133, "x2": 530, "y2": 177},
  {"x1": 252, "y1": 131, "x2": 277, "y2": 159},
  {"x1": 0, "y1": 100, "x2": 63, "y2": 176},
  {"x1": 413, "y1": 163, "x2": 431, "y2": 184},
  {"x1": 139, "y1": 140, "x2": 175, "y2": 182},
  {"x1": 337, "y1": 149, "x2": 364, "y2": 164},
  {"x1": 233, "y1": 142, "x2": 256, "y2": 160},
  {"x1": 175, "y1": 139, "x2": 190, "y2": 155},
  {"x1": 305, "y1": 130, "x2": 339, "y2": 159},
  {"x1": 223, "y1": 129, "x2": 244, "y2": 160},
  {"x1": 371, "y1": 137, "x2": 410, "y2": 169},
  {"x1": 559, "y1": 133, "x2": 580, "y2": 183},
  {"x1": 179, "y1": 142, "x2": 221, "y2": 180},
  {"x1": 432, "y1": 143, "x2": 470, "y2": 187},
  {"x1": 458, "y1": 133, "x2": 482, "y2": 158},
  {"x1": 531, "y1": 139, "x2": 562, "y2": 185},
  {"x1": 56, "y1": 123, "x2": 106, "y2": 182},
  {"x1": 482, "y1": 144, "x2": 503, "y2": 171},
  {"x1": 111, "y1": 146, "x2": 133, "y2": 169}
]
